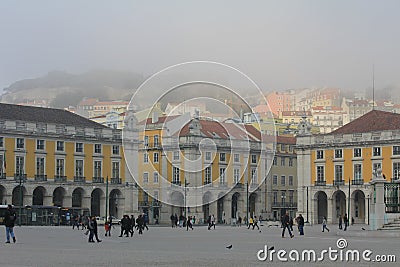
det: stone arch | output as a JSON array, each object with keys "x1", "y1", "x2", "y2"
[
  {"x1": 332, "y1": 190, "x2": 346, "y2": 224},
  {"x1": 0, "y1": 185, "x2": 6, "y2": 204},
  {"x1": 32, "y1": 186, "x2": 47, "y2": 206},
  {"x1": 91, "y1": 188, "x2": 104, "y2": 216},
  {"x1": 12, "y1": 185, "x2": 27, "y2": 206},
  {"x1": 53, "y1": 187, "x2": 66, "y2": 207},
  {"x1": 352, "y1": 190, "x2": 365, "y2": 224},
  {"x1": 170, "y1": 191, "x2": 184, "y2": 216},
  {"x1": 202, "y1": 191, "x2": 212, "y2": 221},
  {"x1": 249, "y1": 192, "x2": 257, "y2": 218},
  {"x1": 231, "y1": 192, "x2": 240, "y2": 219},
  {"x1": 109, "y1": 189, "x2": 123, "y2": 218},
  {"x1": 314, "y1": 191, "x2": 328, "y2": 224},
  {"x1": 72, "y1": 187, "x2": 85, "y2": 208}
]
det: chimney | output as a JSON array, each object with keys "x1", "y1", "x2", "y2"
[{"x1": 151, "y1": 112, "x2": 159, "y2": 123}]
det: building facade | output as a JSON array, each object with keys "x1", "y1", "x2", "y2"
[
  {"x1": 0, "y1": 103, "x2": 137, "y2": 221},
  {"x1": 297, "y1": 110, "x2": 400, "y2": 225}
]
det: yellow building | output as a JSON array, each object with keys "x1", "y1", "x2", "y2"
[
  {"x1": 0, "y1": 103, "x2": 135, "y2": 222},
  {"x1": 297, "y1": 110, "x2": 400, "y2": 225},
  {"x1": 133, "y1": 113, "x2": 267, "y2": 224}
]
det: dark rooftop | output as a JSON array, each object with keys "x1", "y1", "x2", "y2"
[
  {"x1": 331, "y1": 110, "x2": 400, "y2": 134},
  {"x1": 0, "y1": 103, "x2": 105, "y2": 128}
]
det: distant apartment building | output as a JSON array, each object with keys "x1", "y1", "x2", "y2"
[
  {"x1": 342, "y1": 99, "x2": 373, "y2": 122},
  {"x1": 266, "y1": 136, "x2": 297, "y2": 220},
  {"x1": 265, "y1": 91, "x2": 294, "y2": 116},
  {"x1": 280, "y1": 111, "x2": 313, "y2": 125},
  {"x1": 311, "y1": 106, "x2": 347, "y2": 134}
]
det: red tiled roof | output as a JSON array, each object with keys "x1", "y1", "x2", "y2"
[
  {"x1": 277, "y1": 136, "x2": 296, "y2": 144},
  {"x1": 331, "y1": 110, "x2": 400, "y2": 134}
]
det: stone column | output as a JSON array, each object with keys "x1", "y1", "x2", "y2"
[
  {"x1": 327, "y1": 197, "x2": 333, "y2": 224},
  {"x1": 369, "y1": 175, "x2": 387, "y2": 230}
]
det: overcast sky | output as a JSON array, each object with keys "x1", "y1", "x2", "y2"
[{"x1": 1, "y1": 0, "x2": 399, "y2": 93}]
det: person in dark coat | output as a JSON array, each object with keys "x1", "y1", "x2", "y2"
[
  {"x1": 88, "y1": 216, "x2": 95, "y2": 242},
  {"x1": 4, "y1": 205, "x2": 17, "y2": 243},
  {"x1": 170, "y1": 214, "x2": 175, "y2": 228},
  {"x1": 338, "y1": 215, "x2": 343, "y2": 230},
  {"x1": 136, "y1": 215, "x2": 144, "y2": 235},
  {"x1": 296, "y1": 214, "x2": 305, "y2": 235},
  {"x1": 281, "y1": 211, "x2": 294, "y2": 238},
  {"x1": 129, "y1": 215, "x2": 135, "y2": 236},
  {"x1": 343, "y1": 214, "x2": 349, "y2": 231},
  {"x1": 119, "y1": 215, "x2": 130, "y2": 237},
  {"x1": 92, "y1": 216, "x2": 102, "y2": 242}
]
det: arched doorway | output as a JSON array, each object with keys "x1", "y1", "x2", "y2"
[
  {"x1": 12, "y1": 185, "x2": 26, "y2": 206},
  {"x1": 72, "y1": 188, "x2": 84, "y2": 208},
  {"x1": 91, "y1": 188, "x2": 104, "y2": 216},
  {"x1": 352, "y1": 190, "x2": 365, "y2": 224},
  {"x1": 170, "y1": 191, "x2": 184, "y2": 216},
  {"x1": 53, "y1": 187, "x2": 66, "y2": 207},
  {"x1": 332, "y1": 190, "x2": 346, "y2": 224},
  {"x1": 231, "y1": 192, "x2": 240, "y2": 219},
  {"x1": 109, "y1": 189, "x2": 122, "y2": 218},
  {"x1": 32, "y1": 186, "x2": 46, "y2": 206},
  {"x1": 0, "y1": 185, "x2": 6, "y2": 204},
  {"x1": 202, "y1": 191, "x2": 212, "y2": 221},
  {"x1": 315, "y1": 191, "x2": 328, "y2": 224},
  {"x1": 249, "y1": 193, "x2": 257, "y2": 218}
]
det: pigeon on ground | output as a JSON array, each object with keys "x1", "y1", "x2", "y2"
[
  {"x1": 269, "y1": 246, "x2": 275, "y2": 251},
  {"x1": 259, "y1": 231, "x2": 262, "y2": 233},
  {"x1": 226, "y1": 245, "x2": 233, "y2": 249},
  {"x1": 361, "y1": 227, "x2": 366, "y2": 231}
]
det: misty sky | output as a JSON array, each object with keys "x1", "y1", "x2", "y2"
[{"x1": 1, "y1": 0, "x2": 399, "y2": 93}]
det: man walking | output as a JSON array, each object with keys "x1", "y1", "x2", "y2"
[
  {"x1": 343, "y1": 214, "x2": 349, "y2": 231},
  {"x1": 281, "y1": 211, "x2": 294, "y2": 238},
  {"x1": 322, "y1": 216, "x2": 330, "y2": 232},
  {"x1": 338, "y1": 215, "x2": 343, "y2": 229},
  {"x1": 297, "y1": 214, "x2": 305, "y2": 235},
  {"x1": 4, "y1": 205, "x2": 17, "y2": 243}
]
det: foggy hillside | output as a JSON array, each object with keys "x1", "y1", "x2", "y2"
[{"x1": 1, "y1": 70, "x2": 145, "y2": 108}]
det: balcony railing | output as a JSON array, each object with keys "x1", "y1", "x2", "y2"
[
  {"x1": 234, "y1": 183, "x2": 243, "y2": 188},
  {"x1": 333, "y1": 180, "x2": 345, "y2": 186},
  {"x1": 138, "y1": 201, "x2": 150, "y2": 207},
  {"x1": 219, "y1": 182, "x2": 228, "y2": 188},
  {"x1": 34, "y1": 174, "x2": 47, "y2": 182},
  {"x1": 139, "y1": 201, "x2": 162, "y2": 207},
  {"x1": 203, "y1": 181, "x2": 212, "y2": 186},
  {"x1": 272, "y1": 202, "x2": 297, "y2": 208},
  {"x1": 315, "y1": 180, "x2": 326, "y2": 186},
  {"x1": 92, "y1": 177, "x2": 104, "y2": 183},
  {"x1": 111, "y1": 178, "x2": 122, "y2": 184},
  {"x1": 352, "y1": 179, "x2": 364, "y2": 185},
  {"x1": 0, "y1": 173, "x2": 5, "y2": 179},
  {"x1": 74, "y1": 176, "x2": 86, "y2": 183},
  {"x1": 54, "y1": 175, "x2": 67, "y2": 183},
  {"x1": 171, "y1": 180, "x2": 181, "y2": 186},
  {"x1": 14, "y1": 173, "x2": 27, "y2": 182}
]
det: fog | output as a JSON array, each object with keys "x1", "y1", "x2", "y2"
[{"x1": 1, "y1": 0, "x2": 400, "y2": 93}]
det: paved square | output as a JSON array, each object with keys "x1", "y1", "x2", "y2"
[{"x1": 0, "y1": 224, "x2": 398, "y2": 267}]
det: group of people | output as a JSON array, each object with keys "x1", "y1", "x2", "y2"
[
  {"x1": 119, "y1": 214, "x2": 148, "y2": 237},
  {"x1": 247, "y1": 216, "x2": 260, "y2": 230},
  {"x1": 170, "y1": 214, "x2": 196, "y2": 230}
]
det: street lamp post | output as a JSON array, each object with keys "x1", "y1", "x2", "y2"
[
  {"x1": 184, "y1": 178, "x2": 190, "y2": 218},
  {"x1": 246, "y1": 181, "x2": 249, "y2": 226},
  {"x1": 18, "y1": 165, "x2": 24, "y2": 227},
  {"x1": 367, "y1": 194, "x2": 370, "y2": 225},
  {"x1": 105, "y1": 176, "x2": 109, "y2": 221},
  {"x1": 305, "y1": 186, "x2": 309, "y2": 223}
]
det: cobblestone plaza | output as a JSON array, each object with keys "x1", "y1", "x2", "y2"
[{"x1": 0, "y1": 224, "x2": 398, "y2": 267}]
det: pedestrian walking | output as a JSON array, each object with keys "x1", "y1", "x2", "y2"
[
  {"x1": 130, "y1": 215, "x2": 135, "y2": 236},
  {"x1": 343, "y1": 214, "x2": 349, "y2": 231},
  {"x1": 211, "y1": 214, "x2": 216, "y2": 229},
  {"x1": 289, "y1": 216, "x2": 294, "y2": 231},
  {"x1": 296, "y1": 214, "x2": 305, "y2": 235},
  {"x1": 322, "y1": 216, "x2": 330, "y2": 232},
  {"x1": 170, "y1": 214, "x2": 175, "y2": 228},
  {"x1": 207, "y1": 215, "x2": 212, "y2": 230},
  {"x1": 92, "y1": 216, "x2": 102, "y2": 242},
  {"x1": 252, "y1": 217, "x2": 260, "y2": 230},
  {"x1": 248, "y1": 216, "x2": 254, "y2": 229},
  {"x1": 4, "y1": 204, "x2": 17, "y2": 243},
  {"x1": 88, "y1": 217, "x2": 95, "y2": 242},
  {"x1": 338, "y1": 215, "x2": 343, "y2": 230},
  {"x1": 281, "y1": 211, "x2": 294, "y2": 238},
  {"x1": 105, "y1": 218, "x2": 112, "y2": 236},
  {"x1": 238, "y1": 216, "x2": 242, "y2": 227},
  {"x1": 186, "y1": 216, "x2": 193, "y2": 231},
  {"x1": 136, "y1": 215, "x2": 144, "y2": 235}
]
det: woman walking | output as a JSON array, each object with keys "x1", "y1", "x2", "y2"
[{"x1": 322, "y1": 216, "x2": 330, "y2": 232}]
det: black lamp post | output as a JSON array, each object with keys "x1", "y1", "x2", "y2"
[
  {"x1": 305, "y1": 186, "x2": 309, "y2": 223},
  {"x1": 184, "y1": 178, "x2": 190, "y2": 218}
]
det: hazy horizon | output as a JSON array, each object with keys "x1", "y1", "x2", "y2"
[{"x1": 1, "y1": 0, "x2": 400, "y2": 94}]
